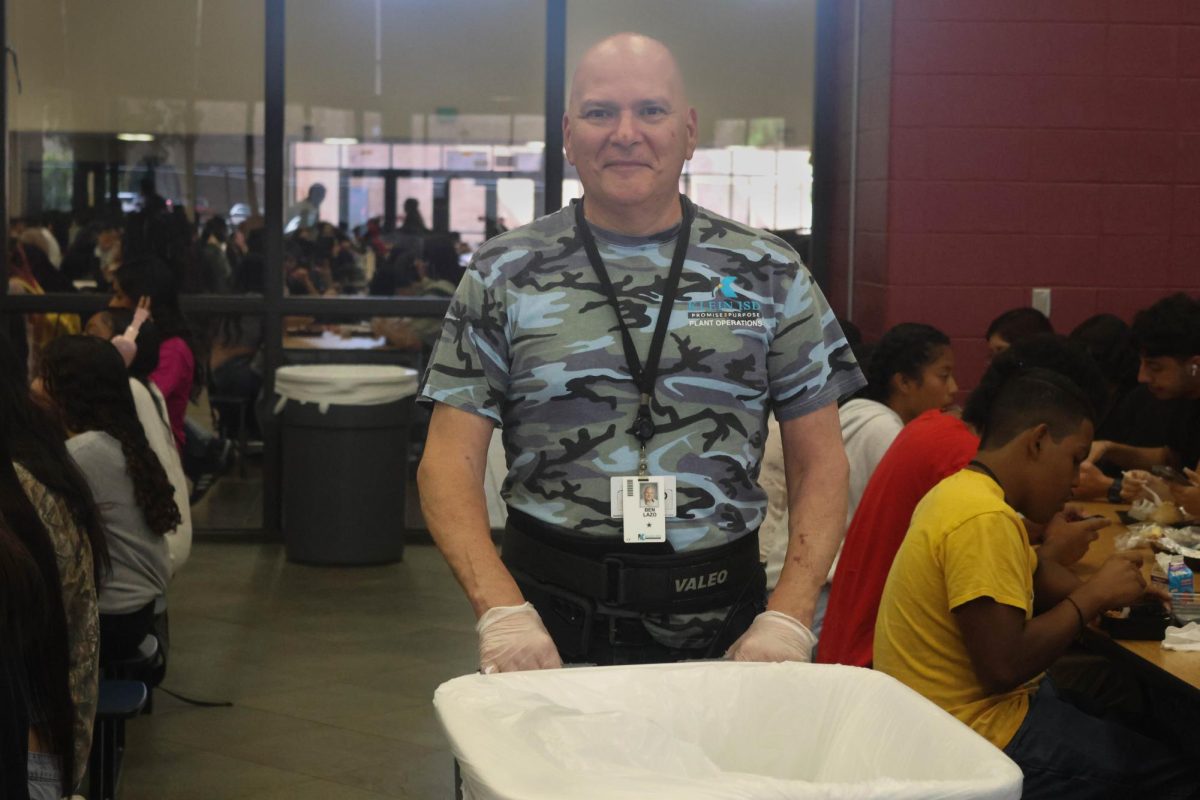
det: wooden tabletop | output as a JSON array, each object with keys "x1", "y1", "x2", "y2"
[{"x1": 1071, "y1": 502, "x2": 1200, "y2": 696}]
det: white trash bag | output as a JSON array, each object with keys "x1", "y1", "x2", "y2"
[
  {"x1": 273, "y1": 364, "x2": 418, "y2": 413},
  {"x1": 434, "y1": 661, "x2": 1022, "y2": 800}
]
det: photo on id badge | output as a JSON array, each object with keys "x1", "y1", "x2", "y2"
[{"x1": 623, "y1": 477, "x2": 666, "y2": 543}]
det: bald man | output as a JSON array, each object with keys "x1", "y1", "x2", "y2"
[{"x1": 418, "y1": 33, "x2": 863, "y2": 671}]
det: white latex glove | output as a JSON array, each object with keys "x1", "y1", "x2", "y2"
[
  {"x1": 724, "y1": 610, "x2": 817, "y2": 663},
  {"x1": 476, "y1": 602, "x2": 563, "y2": 674}
]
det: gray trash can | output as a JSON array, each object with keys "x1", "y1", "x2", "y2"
[{"x1": 275, "y1": 365, "x2": 418, "y2": 565}]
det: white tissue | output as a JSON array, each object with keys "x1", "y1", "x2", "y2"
[{"x1": 1162, "y1": 622, "x2": 1200, "y2": 651}]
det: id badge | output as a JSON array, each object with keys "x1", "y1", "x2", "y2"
[
  {"x1": 611, "y1": 476, "x2": 676, "y2": 518},
  {"x1": 619, "y1": 476, "x2": 667, "y2": 544}
]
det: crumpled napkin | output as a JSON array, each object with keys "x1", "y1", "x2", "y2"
[{"x1": 1162, "y1": 622, "x2": 1200, "y2": 651}]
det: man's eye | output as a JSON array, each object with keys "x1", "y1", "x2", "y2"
[
  {"x1": 583, "y1": 109, "x2": 611, "y2": 119},
  {"x1": 642, "y1": 106, "x2": 666, "y2": 117}
]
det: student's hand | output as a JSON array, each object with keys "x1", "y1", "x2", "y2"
[
  {"x1": 1178, "y1": 466, "x2": 1200, "y2": 516},
  {"x1": 1144, "y1": 583, "x2": 1173, "y2": 613},
  {"x1": 1128, "y1": 472, "x2": 1175, "y2": 506},
  {"x1": 1119, "y1": 469, "x2": 1151, "y2": 502},
  {"x1": 725, "y1": 611, "x2": 817, "y2": 663},
  {"x1": 476, "y1": 602, "x2": 562, "y2": 674},
  {"x1": 1039, "y1": 511, "x2": 1106, "y2": 566},
  {"x1": 132, "y1": 295, "x2": 152, "y2": 327},
  {"x1": 1079, "y1": 555, "x2": 1147, "y2": 612},
  {"x1": 1073, "y1": 461, "x2": 1112, "y2": 500},
  {"x1": 1176, "y1": 483, "x2": 1200, "y2": 519}
]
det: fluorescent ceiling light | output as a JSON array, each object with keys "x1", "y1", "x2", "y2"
[
  {"x1": 116, "y1": 133, "x2": 155, "y2": 142},
  {"x1": 323, "y1": 137, "x2": 359, "y2": 145}
]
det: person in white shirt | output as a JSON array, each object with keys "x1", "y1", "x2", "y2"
[
  {"x1": 34, "y1": 335, "x2": 181, "y2": 665},
  {"x1": 86, "y1": 307, "x2": 193, "y2": 575},
  {"x1": 761, "y1": 322, "x2": 957, "y2": 634}
]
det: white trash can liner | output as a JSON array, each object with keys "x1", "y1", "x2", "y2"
[
  {"x1": 274, "y1": 364, "x2": 418, "y2": 413},
  {"x1": 434, "y1": 661, "x2": 1023, "y2": 800}
]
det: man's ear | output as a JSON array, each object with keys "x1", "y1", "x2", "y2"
[
  {"x1": 684, "y1": 106, "x2": 698, "y2": 160},
  {"x1": 1026, "y1": 423, "x2": 1050, "y2": 459},
  {"x1": 562, "y1": 112, "x2": 575, "y2": 166}
]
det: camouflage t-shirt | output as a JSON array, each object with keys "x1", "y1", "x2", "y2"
[{"x1": 419, "y1": 198, "x2": 864, "y2": 552}]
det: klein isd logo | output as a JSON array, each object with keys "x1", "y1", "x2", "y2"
[{"x1": 685, "y1": 276, "x2": 764, "y2": 326}]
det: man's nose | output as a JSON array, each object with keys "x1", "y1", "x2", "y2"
[{"x1": 611, "y1": 111, "x2": 641, "y2": 147}]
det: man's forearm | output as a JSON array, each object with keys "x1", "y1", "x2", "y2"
[
  {"x1": 417, "y1": 453, "x2": 524, "y2": 617},
  {"x1": 1104, "y1": 443, "x2": 1173, "y2": 470},
  {"x1": 767, "y1": 458, "x2": 848, "y2": 626}
]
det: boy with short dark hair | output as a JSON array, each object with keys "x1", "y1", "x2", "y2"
[
  {"x1": 1079, "y1": 293, "x2": 1200, "y2": 508},
  {"x1": 875, "y1": 366, "x2": 1192, "y2": 797}
]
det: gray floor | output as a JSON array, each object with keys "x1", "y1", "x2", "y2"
[{"x1": 120, "y1": 532, "x2": 476, "y2": 798}]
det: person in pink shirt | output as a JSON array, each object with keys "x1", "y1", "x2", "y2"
[{"x1": 109, "y1": 257, "x2": 195, "y2": 451}]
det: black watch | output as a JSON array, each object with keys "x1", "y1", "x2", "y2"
[{"x1": 1107, "y1": 475, "x2": 1124, "y2": 504}]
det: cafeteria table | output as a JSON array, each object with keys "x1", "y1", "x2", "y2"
[{"x1": 1072, "y1": 502, "x2": 1200, "y2": 699}]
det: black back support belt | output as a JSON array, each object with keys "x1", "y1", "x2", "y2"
[{"x1": 501, "y1": 508, "x2": 763, "y2": 614}]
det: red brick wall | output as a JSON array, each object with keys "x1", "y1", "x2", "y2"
[
  {"x1": 834, "y1": 0, "x2": 1200, "y2": 389},
  {"x1": 828, "y1": 0, "x2": 895, "y2": 338}
]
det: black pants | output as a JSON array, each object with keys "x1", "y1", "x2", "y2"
[{"x1": 99, "y1": 600, "x2": 156, "y2": 666}]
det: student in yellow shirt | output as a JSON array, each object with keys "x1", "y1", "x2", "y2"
[{"x1": 875, "y1": 358, "x2": 1193, "y2": 798}]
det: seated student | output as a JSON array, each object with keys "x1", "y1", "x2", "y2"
[
  {"x1": 110, "y1": 256, "x2": 196, "y2": 452},
  {"x1": 760, "y1": 323, "x2": 956, "y2": 633},
  {"x1": 1079, "y1": 294, "x2": 1200, "y2": 503},
  {"x1": 818, "y1": 336, "x2": 1109, "y2": 668},
  {"x1": 34, "y1": 335, "x2": 180, "y2": 665},
  {"x1": 874, "y1": 365, "x2": 1192, "y2": 797},
  {"x1": 369, "y1": 248, "x2": 458, "y2": 352},
  {"x1": 985, "y1": 306, "x2": 1053, "y2": 357},
  {"x1": 1069, "y1": 313, "x2": 1171, "y2": 443},
  {"x1": 86, "y1": 308, "x2": 192, "y2": 575},
  {"x1": 0, "y1": 333, "x2": 107, "y2": 797}
]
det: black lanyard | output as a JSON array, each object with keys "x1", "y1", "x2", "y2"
[
  {"x1": 575, "y1": 194, "x2": 693, "y2": 475},
  {"x1": 967, "y1": 459, "x2": 1004, "y2": 494}
]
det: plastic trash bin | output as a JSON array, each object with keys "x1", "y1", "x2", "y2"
[
  {"x1": 275, "y1": 364, "x2": 418, "y2": 565},
  {"x1": 434, "y1": 661, "x2": 1023, "y2": 800}
]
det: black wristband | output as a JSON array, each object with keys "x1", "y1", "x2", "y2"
[
  {"x1": 1106, "y1": 475, "x2": 1124, "y2": 504},
  {"x1": 1065, "y1": 596, "x2": 1087, "y2": 636}
]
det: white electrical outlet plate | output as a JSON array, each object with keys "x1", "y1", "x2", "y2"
[{"x1": 1032, "y1": 288, "x2": 1051, "y2": 317}]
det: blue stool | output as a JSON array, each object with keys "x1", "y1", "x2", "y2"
[
  {"x1": 104, "y1": 634, "x2": 163, "y2": 713},
  {"x1": 88, "y1": 680, "x2": 147, "y2": 800}
]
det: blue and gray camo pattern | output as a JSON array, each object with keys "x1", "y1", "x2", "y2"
[{"x1": 419, "y1": 198, "x2": 864, "y2": 553}]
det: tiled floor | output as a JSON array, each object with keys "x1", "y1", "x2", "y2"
[{"x1": 120, "y1": 533, "x2": 477, "y2": 799}]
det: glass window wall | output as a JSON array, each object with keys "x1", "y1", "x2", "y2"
[
  {"x1": 8, "y1": 0, "x2": 266, "y2": 295},
  {"x1": 285, "y1": 0, "x2": 545, "y2": 296},
  {"x1": 3, "y1": 1, "x2": 821, "y2": 533}
]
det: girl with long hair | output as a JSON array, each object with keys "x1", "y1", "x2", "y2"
[
  {"x1": 0, "y1": 331, "x2": 107, "y2": 796},
  {"x1": 110, "y1": 255, "x2": 198, "y2": 451},
  {"x1": 35, "y1": 335, "x2": 179, "y2": 668},
  {"x1": 85, "y1": 308, "x2": 193, "y2": 575},
  {"x1": 760, "y1": 323, "x2": 957, "y2": 634}
]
